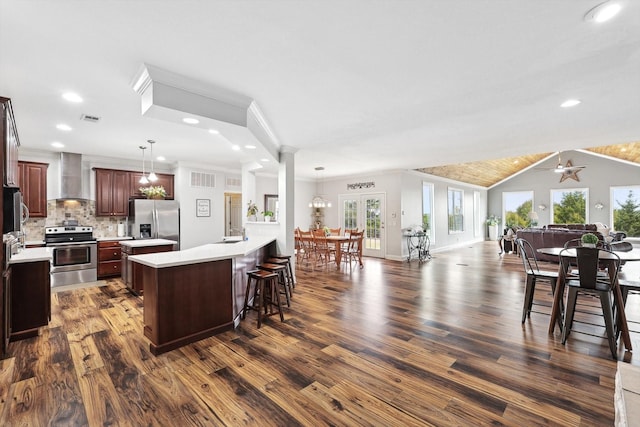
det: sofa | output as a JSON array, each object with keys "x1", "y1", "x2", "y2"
[{"x1": 516, "y1": 225, "x2": 605, "y2": 263}]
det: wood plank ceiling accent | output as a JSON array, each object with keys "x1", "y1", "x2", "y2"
[{"x1": 416, "y1": 141, "x2": 640, "y2": 188}]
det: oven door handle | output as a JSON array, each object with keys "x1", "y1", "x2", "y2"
[{"x1": 47, "y1": 241, "x2": 96, "y2": 247}]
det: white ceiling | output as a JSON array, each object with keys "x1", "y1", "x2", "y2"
[{"x1": 1, "y1": 1, "x2": 639, "y2": 180}]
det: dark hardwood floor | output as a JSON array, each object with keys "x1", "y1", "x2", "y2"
[{"x1": 1, "y1": 241, "x2": 639, "y2": 426}]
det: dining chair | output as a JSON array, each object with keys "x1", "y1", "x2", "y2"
[
  {"x1": 560, "y1": 247, "x2": 621, "y2": 359},
  {"x1": 328, "y1": 227, "x2": 341, "y2": 236},
  {"x1": 515, "y1": 238, "x2": 559, "y2": 323},
  {"x1": 311, "y1": 229, "x2": 333, "y2": 270},
  {"x1": 297, "y1": 229, "x2": 314, "y2": 269},
  {"x1": 342, "y1": 230, "x2": 364, "y2": 272}
]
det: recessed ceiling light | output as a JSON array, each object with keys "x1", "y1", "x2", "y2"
[
  {"x1": 208, "y1": 129, "x2": 220, "y2": 134},
  {"x1": 56, "y1": 123, "x2": 72, "y2": 131},
  {"x1": 231, "y1": 145, "x2": 240, "y2": 151},
  {"x1": 62, "y1": 92, "x2": 83, "y2": 103},
  {"x1": 156, "y1": 156, "x2": 166, "y2": 161},
  {"x1": 260, "y1": 158, "x2": 270, "y2": 162},
  {"x1": 561, "y1": 99, "x2": 581, "y2": 108},
  {"x1": 183, "y1": 117, "x2": 199, "y2": 124},
  {"x1": 585, "y1": 1, "x2": 622, "y2": 23},
  {"x1": 51, "y1": 142, "x2": 65, "y2": 148},
  {"x1": 245, "y1": 145, "x2": 256, "y2": 150}
]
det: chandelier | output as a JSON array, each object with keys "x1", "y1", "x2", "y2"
[{"x1": 309, "y1": 166, "x2": 332, "y2": 208}]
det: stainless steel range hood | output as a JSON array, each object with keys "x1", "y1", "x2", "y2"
[{"x1": 57, "y1": 152, "x2": 86, "y2": 201}]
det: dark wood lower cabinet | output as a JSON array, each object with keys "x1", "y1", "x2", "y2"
[
  {"x1": 142, "y1": 259, "x2": 233, "y2": 356},
  {"x1": 10, "y1": 260, "x2": 50, "y2": 341},
  {"x1": 121, "y1": 244, "x2": 174, "y2": 295}
]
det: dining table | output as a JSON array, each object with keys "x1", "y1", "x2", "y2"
[
  {"x1": 298, "y1": 234, "x2": 363, "y2": 269},
  {"x1": 538, "y1": 247, "x2": 640, "y2": 352}
]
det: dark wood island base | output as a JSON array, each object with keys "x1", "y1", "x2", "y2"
[{"x1": 142, "y1": 259, "x2": 233, "y2": 355}]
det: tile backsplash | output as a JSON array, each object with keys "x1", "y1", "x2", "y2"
[{"x1": 23, "y1": 200, "x2": 127, "y2": 241}]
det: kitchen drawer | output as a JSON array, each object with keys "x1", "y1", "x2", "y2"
[
  {"x1": 98, "y1": 260, "x2": 121, "y2": 277},
  {"x1": 99, "y1": 246, "x2": 122, "y2": 261}
]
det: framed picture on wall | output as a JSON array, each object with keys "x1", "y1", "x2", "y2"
[{"x1": 196, "y1": 199, "x2": 210, "y2": 217}]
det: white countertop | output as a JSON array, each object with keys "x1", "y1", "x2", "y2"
[
  {"x1": 9, "y1": 247, "x2": 53, "y2": 264},
  {"x1": 25, "y1": 240, "x2": 46, "y2": 246},
  {"x1": 129, "y1": 236, "x2": 275, "y2": 268},
  {"x1": 120, "y1": 239, "x2": 178, "y2": 248}
]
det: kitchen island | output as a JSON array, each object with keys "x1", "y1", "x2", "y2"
[
  {"x1": 120, "y1": 238, "x2": 177, "y2": 295},
  {"x1": 129, "y1": 236, "x2": 276, "y2": 355}
]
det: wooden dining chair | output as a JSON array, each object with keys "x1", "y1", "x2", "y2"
[
  {"x1": 297, "y1": 229, "x2": 314, "y2": 269},
  {"x1": 560, "y1": 247, "x2": 621, "y2": 359},
  {"x1": 515, "y1": 238, "x2": 559, "y2": 323},
  {"x1": 311, "y1": 229, "x2": 333, "y2": 270},
  {"x1": 342, "y1": 230, "x2": 364, "y2": 272}
]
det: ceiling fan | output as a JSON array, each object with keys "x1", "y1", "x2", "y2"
[{"x1": 537, "y1": 153, "x2": 587, "y2": 173}]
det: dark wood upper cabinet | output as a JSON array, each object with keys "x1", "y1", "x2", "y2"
[
  {"x1": 95, "y1": 168, "x2": 174, "y2": 216},
  {"x1": 129, "y1": 172, "x2": 174, "y2": 200},
  {"x1": 95, "y1": 168, "x2": 129, "y2": 217},
  {"x1": 18, "y1": 161, "x2": 48, "y2": 217}
]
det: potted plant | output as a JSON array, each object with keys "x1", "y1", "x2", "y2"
[
  {"x1": 139, "y1": 185, "x2": 166, "y2": 199},
  {"x1": 247, "y1": 200, "x2": 259, "y2": 221},
  {"x1": 323, "y1": 225, "x2": 330, "y2": 236},
  {"x1": 581, "y1": 232, "x2": 599, "y2": 248},
  {"x1": 486, "y1": 215, "x2": 501, "y2": 241},
  {"x1": 262, "y1": 210, "x2": 274, "y2": 222}
]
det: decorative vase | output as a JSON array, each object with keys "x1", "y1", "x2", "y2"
[
  {"x1": 148, "y1": 195, "x2": 165, "y2": 200},
  {"x1": 488, "y1": 224, "x2": 499, "y2": 241},
  {"x1": 264, "y1": 216, "x2": 272, "y2": 222},
  {"x1": 583, "y1": 243, "x2": 596, "y2": 248},
  {"x1": 248, "y1": 215, "x2": 257, "y2": 222}
]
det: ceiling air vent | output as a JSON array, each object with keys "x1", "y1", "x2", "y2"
[
  {"x1": 226, "y1": 177, "x2": 241, "y2": 188},
  {"x1": 80, "y1": 113, "x2": 101, "y2": 123},
  {"x1": 190, "y1": 171, "x2": 216, "y2": 188}
]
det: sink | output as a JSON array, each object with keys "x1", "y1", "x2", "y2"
[{"x1": 214, "y1": 240, "x2": 242, "y2": 244}]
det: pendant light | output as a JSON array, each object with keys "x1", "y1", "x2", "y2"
[
  {"x1": 147, "y1": 139, "x2": 158, "y2": 182},
  {"x1": 308, "y1": 166, "x2": 332, "y2": 208},
  {"x1": 139, "y1": 146, "x2": 149, "y2": 184}
]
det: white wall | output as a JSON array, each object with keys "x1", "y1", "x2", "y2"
[{"x1": 293, "y1": 169, "x2": 486, "y2": 260}]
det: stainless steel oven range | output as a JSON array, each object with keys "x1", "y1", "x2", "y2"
[{"x1": 45, "y1": 226, "x2": 97, "y2": 287}]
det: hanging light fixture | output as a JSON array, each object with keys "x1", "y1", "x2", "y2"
[
  {"x1": 309, "y1": 166, "x2": 332, "y2": 208},
  {"x1": 139, "y1": 146, "x2": 149, "y2": 184},
  {"x1": 147, "y1": 139, "x2": 158, "y2": 182}
]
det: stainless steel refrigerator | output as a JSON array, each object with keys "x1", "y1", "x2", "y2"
[{"x1": 128, "y1": 199, "x2": 180, "y2": 248}]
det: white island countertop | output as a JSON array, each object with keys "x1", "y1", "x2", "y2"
[
  {"x1": 120, "y1": 239, "x2": 178, "y2": 248},
  {"x1": 9, "y1": 247, "x2": 53, "y2": 264},
  {"x1": 129, "y1": 236, "x2": 275, "y2": 268}
]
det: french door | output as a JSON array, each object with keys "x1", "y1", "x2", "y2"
[{"x1": 339, "y1": 193, "x2": 386, "y2": 258}]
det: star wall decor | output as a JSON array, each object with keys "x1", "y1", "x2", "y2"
[{"x1": 559, "y1": 161, "x2": 581, "y2": 182}]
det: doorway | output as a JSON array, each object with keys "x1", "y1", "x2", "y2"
[
  {"x1": 224, "y1": 193, "x2": 242, "y2": 236},
  {"x1": 339, "y1": 192, "x2": 386, "y2": 258}
]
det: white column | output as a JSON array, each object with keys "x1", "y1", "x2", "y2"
[
  {"x1": 278, "y1": 146, "x2": 298, "y2": 262},
  {"x1": 241, "y1": 161, "x2": 258, "y2": 225}
]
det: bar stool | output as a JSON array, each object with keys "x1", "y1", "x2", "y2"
[
  {"x1": 242, "y1": 270, "x2": 284, "y2": 328},
  {"x1": 258, "y1": 262, "x2": 291, "y2": 307},
  {"x1": 265, "y1": 257, "x2": 295, "y2": 298},
  {"x1": 271, "y1": 254, "x2": 296, "y2": 289}
]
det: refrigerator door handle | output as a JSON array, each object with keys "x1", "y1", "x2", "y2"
[{"x1": 153, "y1": 207, "x2": 158, "y2": 239}]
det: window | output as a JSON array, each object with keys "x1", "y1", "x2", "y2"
[
  {"x1": 422, "y1": 182, "x2": 434, "y2": 239},
  {"x1": 502, "y1": 191, "x2": 533, "y2": 227},
  {"x1": 448, "y1": 188, "x2": 464, "y2": 233},
  {"x1": 611, "y1": 186, "x2": 640, "y2": 237},
  {"x1": 551, "y1": 188, "x2": 588, "y2": 224},
  {"x1": 342, "y1": 199, "x2": 358, "y2": 230}
]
